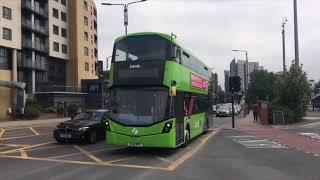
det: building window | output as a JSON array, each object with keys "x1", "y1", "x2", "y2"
[
  {"x1": 62, "y1": 44, "x2": 68, "y2": 54},
  {"x1": 61, "y1": 0, "x2": 67, "y2": 6},
  {"x1": 84, "y1": 32, "x2": 88, "y2": 41},
  {"x1": 2, "y1": 6, "x2": 12, "y2": 20},
  {"x1": 0, "y1": 47, "x2": 12, "y2": 70},
  {"x1": 3, "y1": 28, "x2": 12, "y2": 40},
  {"x1": 84, "y1": 16, "x2": 88, "y2": 26},
  {"x1": 53, "y1": 8, "x2": 59, "y2": 18},
  {"x1": 85, "y1": 62, "x2": 89, "y2": 71},
  {"x1": 53, "y1": 42, "x2": 59, "y2": 52},
  {"x1": 61, "y1": 12, "x2": 67, "y2": 22},
  {"x1": 83, "y1": 0, "x2": 88, "y2": 11},
  {"x1": 53, "y1": 25, "x2": 59, "y2": 35},
  {"x1": 84, "y1": 47, "x2": 89, "y2": 56},
  {"x1": 61, "y1": 28, "x2": 67, "y2": 38}
]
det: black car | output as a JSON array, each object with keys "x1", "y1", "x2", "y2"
[{"x1": 53, "y1": 110, "x2": 108, "y2": 144}]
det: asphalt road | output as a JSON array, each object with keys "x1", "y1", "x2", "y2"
[{"x1": 0, "y1": 117, "x2": 319, "y2": 180}]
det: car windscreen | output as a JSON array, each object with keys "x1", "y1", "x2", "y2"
[
  {"x1": 112, "y1": 35, "x2": 170, "y2": 62},
  {"x1": 108, "y1": 88, "x2": 170, "y2": 126},
  {"x1": 73, "y1": 112, "x2": 104, "y2": 121}
]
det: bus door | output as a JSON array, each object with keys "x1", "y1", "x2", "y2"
[{"x1": 174, "y1": 93, "x2": 184, "y2": 146}]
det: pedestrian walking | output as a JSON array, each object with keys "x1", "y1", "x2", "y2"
[{"x1": 252, "y1": 104, "x2": 259, "y2": 123}]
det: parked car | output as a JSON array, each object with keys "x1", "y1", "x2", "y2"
[
  {"x1": 216, "y1": 106, "x2": 232, "y2": 117},
  {"x1": 53, "y1": 109, "x2": 108, "y2": 144}
]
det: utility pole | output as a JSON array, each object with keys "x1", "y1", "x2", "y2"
[
  {"x1": 294, "y1": 0, "x2": 300, "y2": 66},
  {"x1": 282, "y1": 17, "x2": 288, "y2": 73}
]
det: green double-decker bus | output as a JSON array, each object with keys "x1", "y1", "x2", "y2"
[{"x1": 105, "y1": 32, "x2": 211, "y2": 148}]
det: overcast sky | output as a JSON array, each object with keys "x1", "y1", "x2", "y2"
[{"x1": 95, "y1": 0, "x2": 320, "y2": 87}]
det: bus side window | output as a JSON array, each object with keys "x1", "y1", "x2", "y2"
[{"x1": 176, "y1": 48, "x2": 181, "y2": 64}]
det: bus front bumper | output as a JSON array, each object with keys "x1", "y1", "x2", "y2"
[{"x1": 106, "y1": 131, "x2": 176, "y2": 148}]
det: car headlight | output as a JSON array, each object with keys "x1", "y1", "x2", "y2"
[{"x1": 78, "y1": 127, "x2": 89, "y2": 131}]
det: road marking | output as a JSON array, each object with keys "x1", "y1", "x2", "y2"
[
  {"x1": 24, "y1": 145, "x2": 63, "y2": 152},
  {"x1": 299, "y1": 122, "x2": 320, "y2": 128},
  {"x1": 298, "y1": 133, "x2": 320, "y2": 140},
  {"x1": 167, "y1": 128, "x2": 222, "y2": 171},
  {"x1": 29, "y1": 127, "x2": 40, "y2": 136},
  {"x1": 0, "y1": 129, "x2": 5, "y2": 139},
  {"x1": 229, "y1": 135, "x2": 287, "y2": 149},
  {"x1": 0, "y1": 133, "x2": 51, "y2": 141},
  {"x1": 20, "y1": 149, "x2": 28, "y2": 159},
  {"x1": 0, "y1": 155, "x2": 169, "y2": 171},
  {"x1": 0, "y1": 143, "x2": 30, "y2": 147},
  {"x1": 106, "y1": 156, "x2": 136, "y2": 164},
  {"x1": 49, "y1": 147, "x2": 126, "y2": 159},
  {"x1": 0, "y1": 130, "x2": 221, "y2": 171},
  {"x1": 74, "y1": 145, "x2": 104, "y2": 163},
  {"x1": 0, "y1": 141, "x2": 55, "y2": 155},
  {"x1": 155, "y1": 156, "x2": 174, "y2": 164}
]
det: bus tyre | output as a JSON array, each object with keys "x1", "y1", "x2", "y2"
[
  {"x1": 203, "y1": 118, "x2": 209, "y2": 134},
  {"x1": 182, "y1": 129, "x2": 190, "y2": 148},
  {"x1": 88, "y1": 131, "x2": 97, "y2": 144}
]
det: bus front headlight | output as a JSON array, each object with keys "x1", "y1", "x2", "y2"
[{"x1": 162, "y1": 121, "x2": 173, "y2": 133}]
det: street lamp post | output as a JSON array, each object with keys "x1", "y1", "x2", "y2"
[
  {"x1": 293, "y1": 0, "x2": 300, "y2": 66},
  {"x1": 282, "y1": 17, "x2": 288, "y2": 73},
  {"x1": 232, "y1": 49, "x2": 249, "y2": 115},
  {"x1": 101, "y1": 0, "x2": 148, "y2": 35}
]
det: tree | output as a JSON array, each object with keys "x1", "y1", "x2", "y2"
[
  {"x1": 280, "y1": 63, "x2": 310, "y2": 121},
  {"x1": 248, "y1": 70, "x2": 277, "y2": 102}
]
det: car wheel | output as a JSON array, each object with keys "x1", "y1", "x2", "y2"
[
  {"x1": 88, "y1": 131, "x2": 97, "y2": 144},
  {"x1": 55, "y1": 138, "x2": 65, "y2": 144}
]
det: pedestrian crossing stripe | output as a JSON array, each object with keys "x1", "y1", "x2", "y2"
[
  {"x1": 229, "y1": 135, "x2": 287, "y2": 149},
  {"x1": 298, "y1": 133, "x2": 320, "y2": 140}
]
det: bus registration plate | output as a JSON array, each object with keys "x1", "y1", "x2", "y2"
[{"x1": 128, "y1": 143, "x2": 143, "y2": 147}]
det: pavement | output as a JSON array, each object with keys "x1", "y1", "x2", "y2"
[
  {"x1": 0, "y1": 118, "x2": 70, "y2": 128},
  {"x1": 0, "y1": 114, "x2": 319, "y2": 179}
]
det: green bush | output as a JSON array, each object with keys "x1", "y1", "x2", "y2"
[
  {"x1": 56, "y1": 107, "x2": 66, "y2": 115},
  {"x1": 25, "y1": 105, "x2": 40, "y2": 119},
  {"x1": 67, "y1": 104, "x2": 78, "y2": 118},
  {"x1": 268, "y1": 101, "x2": 296, "y2": 124},
  {"x1": 43, "y1": 107, "x2": 56, "y2": 113},
  {"x1": 26, "y1": 97, "x2": 42, "y2": 111}
]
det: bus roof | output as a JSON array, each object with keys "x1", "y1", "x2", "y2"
[{"x1": 114, "y1": 32, "x2": 209, "y2": 69}]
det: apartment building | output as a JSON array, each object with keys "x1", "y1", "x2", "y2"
[
  {"x1": 0, "y1": 1, "x2": 22, "y2": 120},
  {"x1": 0, "y1": 0, "x2": 98, "y2": 120},
  {"x1": 67, "y1": 0, "x2": 98, "y2": 87},
  {"x1": 228, "y1": 59, "x2": 263, "y2": 91}
]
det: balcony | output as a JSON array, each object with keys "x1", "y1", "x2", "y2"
[
  {"x1": 17, "y1": 56, "x2": 46, "y2": 71},
  {"x1": 22, "y1": 1, "x2": 48, "y2": 19},
  {"x1": 22, "y1": 40, "x2": 49, "y2": 54},
  {"x1": 22, "y1": 20, "x2": 49, "y2": 36}
]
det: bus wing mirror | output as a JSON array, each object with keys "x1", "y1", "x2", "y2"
[
  {"x1": 169, "y1": 86, "x2": 177, "y2": 97},
  {"x1": 169, "y1": 45, "x2": 177, "y2": 59}
]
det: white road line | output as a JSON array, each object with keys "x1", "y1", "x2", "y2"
[{"x1": 298, "y1": 133, "x2": 320, "y2": 140}]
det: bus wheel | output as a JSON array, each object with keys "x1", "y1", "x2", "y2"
[
  {"x1": 203, "y1": 118, "x2": 209, "y2": 134},
  {"x1": 181, "y1": 129, "x2": 190, "y2": 148}
]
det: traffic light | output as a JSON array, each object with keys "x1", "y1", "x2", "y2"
[{"x1": 229, "y1": 76, "x2": 241, "y2": 92}]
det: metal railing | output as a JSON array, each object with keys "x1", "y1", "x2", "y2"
[
  {"x1": 22, "y1": 0, "x2": 48, "y2": 18},
  {"x1": 37, "y1": 85, "x2": 82, "y2": 93}
]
